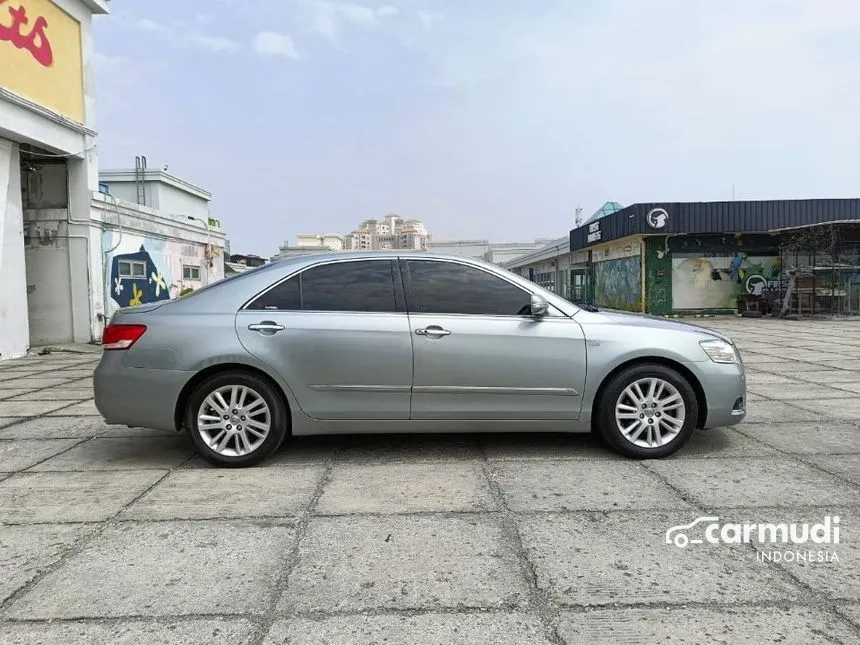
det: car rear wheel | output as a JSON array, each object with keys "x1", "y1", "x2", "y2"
[
  {"x1": 596, "y1": 363, "x2": 698, "y2": 459},
  {"x1": 186, "y1": 371, "x2": 288, "y2": 467}
]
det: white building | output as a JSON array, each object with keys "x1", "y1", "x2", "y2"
[
  {"x1": 1, "y1": 0, "x2": 109, "y2": 359},
  {"x1": 97, "y1": 168, "x2": 226, "y2": 321},
  {"x1": 427, "y1": 238, "x2": 557, "y2": 264},
  {"x1": 0, "y1": 1, "x2": 229, "y2": 359}
]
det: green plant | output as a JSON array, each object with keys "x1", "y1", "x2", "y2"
[{"x1": 179, "y1": 287, "x2": 195, "y2": 297}]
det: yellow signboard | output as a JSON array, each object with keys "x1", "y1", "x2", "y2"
[{"x1": 0, "y1": 0, "x2": 84, "y2": 123}]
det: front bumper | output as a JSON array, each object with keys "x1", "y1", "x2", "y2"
[
  {"x1": 689, "y1": 359, "x2": 747, "y2": 428},
  {"x1": 94, "y1": 353, "x2": 192, "y2": 432}
]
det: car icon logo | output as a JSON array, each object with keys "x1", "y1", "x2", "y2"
[{"x1": 665, "y1": 516, "x2": 720, "y2": 548}]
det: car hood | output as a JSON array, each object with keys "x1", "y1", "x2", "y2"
[{"x1": 581, "y1": 308, "x2": 732, "y2": 342}]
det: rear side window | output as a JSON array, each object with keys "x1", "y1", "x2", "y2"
[
  {"x1": 247, "y1": 260, "x2": 397, "y2": 312},
  {"x1": 406, "y1": 260, "x2": 531, "y2": 316},
  {"x1": 248, "y1": 276, "x2": 301, "y2": 310}
]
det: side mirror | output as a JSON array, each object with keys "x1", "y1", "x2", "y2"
[{"x1": 530, "y1": 294, "x2": 549, "y2": 317}]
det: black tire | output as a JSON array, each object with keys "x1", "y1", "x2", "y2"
[
  {"x1": 185, "y1": 370, "x2": 288, "y2": 467},
  {"x1": 595, "y1": 363, "x2": 698, "y2": 459}
]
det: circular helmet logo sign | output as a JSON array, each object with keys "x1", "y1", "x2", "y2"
[
  {"x1": 646, "y1": 208, "x2": 669, "y2": 229},
  {"x1": 745, "y1": 274, "x2": 767, "y2": 296}
]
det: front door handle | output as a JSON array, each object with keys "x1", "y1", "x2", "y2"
[
  {"x1": 416, "y1": 326, "x2": 451, "y2": 337},
  {"x1": 248, "y1": 321, "x2": 285, "y2": 333}
]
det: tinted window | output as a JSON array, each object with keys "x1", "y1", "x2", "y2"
[
  {"x1": 248, "y1": 276, "x2": 301, "y2": 310},
  {"x1": 301, "y1": 260, "x2": 396, "y2": 312},
  {"x1": 407, "y1": 260, "x2": 531, "y2": 316}
]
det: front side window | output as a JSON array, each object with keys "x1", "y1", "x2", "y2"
[
  {"x1": 248, "y1": 260, "x2": 396, "y2": 312},
  {"x1": 407, "y1": 260, "x2": 531, "y2": 316}
]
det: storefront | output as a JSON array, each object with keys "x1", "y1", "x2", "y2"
[
  {"x1": 0, "y1": 0, "x2": 108, "y2": 358},
  {"x1": 570, "y1": 199, "x2": 860, "y2": 316}
]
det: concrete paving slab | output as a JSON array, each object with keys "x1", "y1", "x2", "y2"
[
  {"x1": 123, "y1": 465, "x2": 324, "y2": 520},
  {"x1": 832, "y1": 382, "x2": 860, "y2": 394},
  {"x1": 740, "y1": 354, "x2": 794, "y2": 364},
  {"x1": 0, "y1": 416, "x2": 140, "y2": 440},
  {"x1": 839, "y1": 603, "x2": 860, "y2": 627},
  {"x1": 744, "y1": 372, "x2": 801, "y2": 385},
  {"x1": 5, "y1": 520, "x2": 294, "y2": 619},
  {"x1": 0, "y1": 400, "x2": 76, "y2": 417},
  {"x1": 0, "y1": 377, "x2": 80, "y2": 389},
  {"x1": 0, "y1": 523, "x2": 89, "y2": 603},
  {"x1": 0, "y1": 417, "x2": 27, "y2": 430},
  {"x1": 791, "y1": 398, "x2": 860, "y2": 422},
  {"x1": 280, "y1": 515, "x2": 528, "y2": 613},
  {"x1": 646, "y1": 457, "x2": 860, "y2": 508},
  {"x1": 28, "y1": 437, "x2": 194, "y2": 472},
  {"x1": 738, "y1": 422, "x2": 860, "y2": 455},
  {"x1": 58, "y1": 378, "x2": 94, "y2": 389},
  {"x1": 316, "y1": 462, "x2": 495, "y2": 515},
  {"x1": 7, "y1": 389, "x2": 94, "y2": 401},
  {"x1": 741, "y1": 401, "x2": 821, "y2": 424},
  {"x1": 263, "y1": 613, "x2": 553, "y2": 645},
  {"x1": 792, "y1": 371, "x2": 860, "y2": 384},
  {"x1": 48, "y1": 369, "x2": 95, "y2": 379},
  {"x1": 46, "y1": 401, "x2": 100, "y2": 416},
  {"x1": 0, "y1": 618, "x2": 258, "y2": 645},
  {"x1": 674, "y1": 427, "x2": 778, "y2": 458},
  {"x1": 517, "y1": 512, "x2": 803, "y2": 607},
  {"x1": 491, "y1": 460, "x2": 688, "y2": 512},
  {"x1": 0, "y1": 439, "x2": 82, "y2": 471},
  {"x1": 748, "y1": 383, "x2": 857, "y2": 400},
  {"x1": 0, "y1": 389, "x2": 39, "y2": 400},
  {"x1": 335, "y1": 434, "x2": 482, "y2": 463},
  {"x1": 719, "y1": 507, "x2": 858, "y2": 602},
  {"x1": 556, "y1": 606, "x2": 858, "y2": 644},
  {"x1": 182, "y1": 436, "x2": 337, "y2": 468},
  {"x1": 481, "y1": 433, "x2": 622, "y2": 461},
  {"x1": 808, "y1": 360, "x2": 860, "y2": 371},
  {"x1": 805, "y1": 454, "x2": 860, "y2": 485},
  {"x1": 0, "y1": 470, "x2": 167, "y2": 523}
]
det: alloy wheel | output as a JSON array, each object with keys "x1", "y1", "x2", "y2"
[
  {"x1": 614, "y1": 377, "x2": 686, "y2": 448},
  {"x1": 196, "y1": 384, "x2": 272, "y2": 457}
]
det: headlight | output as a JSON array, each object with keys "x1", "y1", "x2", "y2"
[{"x1": 700, "y1": 339, "x2": 738, "y2": 364}]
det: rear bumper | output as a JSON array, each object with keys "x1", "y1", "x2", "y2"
[{"x1": 94, "y1": 353, "x2": 192, "y2": 432}]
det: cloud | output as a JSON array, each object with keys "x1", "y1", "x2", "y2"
[
  {"x1": 300, "y1": 1, "x2": 400, "y2": 40},
  {"x1": 135, "y1": 17, "x2": 241, "y2": 54},
  {"x1": 417, "y1": 10, "x2": 443, "y2": 29},
  {"x1": 253, "y1": 31, "x2": 300, "y2": 59}
]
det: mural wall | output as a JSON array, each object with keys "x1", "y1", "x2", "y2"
[
  {"x1": 594, "y1": 256, "x2": 642, "y2": 311},
  {"x1": 672, "y1": 252, "x2": 783, "y2": 310},
  {"x1": 102, "y1": 231, "x2": 220, "y2": 316}
]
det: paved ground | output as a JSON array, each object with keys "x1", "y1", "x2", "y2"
[{"x1": 0, "y1": 318, "x2": 858, "y2": 644}]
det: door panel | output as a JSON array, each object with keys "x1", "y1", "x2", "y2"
[
  {"x1": 400, "y1": 258, "x2": 586, "y2": 421},
  {"x1": 409, "y1": 314, "x2": 586, "y2": 420},
  {"x1": 235, "y1": 258, "x2": 412, "y2": 420},
  {"x1": 237, "y1": 311, "x2": 413, "y2": 420}
]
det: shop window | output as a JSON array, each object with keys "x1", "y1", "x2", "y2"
[
  {"x1": 119, "y1": 260, "x2": 147, "y2": 279},
  {"x1": 183, "y1": 265, "x2": 201, "y2": 281}
]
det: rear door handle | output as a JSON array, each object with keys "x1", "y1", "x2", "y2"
[
  {"x1": 416, "y1": 326, "x2": 451, "y2": 336},
  {"x1": 248, "y1": 321, "x2": 285, "y2": 333}
]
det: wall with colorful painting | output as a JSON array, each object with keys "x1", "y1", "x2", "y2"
[
  {"x1": 102, "y1": 230, "x2": 224, "y2": 318},
  {"x1": 590, "y1": 237, "x2": 644, "y2": 311}
]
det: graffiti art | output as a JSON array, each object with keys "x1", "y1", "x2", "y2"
[{"x1": 109, "y1": 245, "x2": 171, "y2": 308}]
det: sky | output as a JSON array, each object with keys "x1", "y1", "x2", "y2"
[{"x1": 91, "y1": 0, "x2": 860, "y2": 257}]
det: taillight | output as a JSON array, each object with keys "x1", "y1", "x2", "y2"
[{"x1": 102, "y1": 324, "x2": 147, "y2": 350}]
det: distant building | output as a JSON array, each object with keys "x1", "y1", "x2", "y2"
[
  {"x1": 225, "y1": 253, "x2": 266, "y2": 275},
  {"x1": 427, "y1": 238, "x2": 557, "y2": 264}
]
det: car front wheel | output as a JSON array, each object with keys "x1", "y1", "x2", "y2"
[
  {"x1": 186, "y1": 371, "x2": 288, "y2": 467},
  {"x1": 596, "y1": 363, "x2": 698, "y2": 459}
]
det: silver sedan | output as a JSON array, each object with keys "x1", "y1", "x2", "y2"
[{"x1": 94, "y1": 252, "x2": 747, "y2": 467}]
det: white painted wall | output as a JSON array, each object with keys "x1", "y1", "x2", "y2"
[
  {"x1": 93, "y1": 194, "x2": 227, "y2": 330},
  {"x1": 155, "y1": 183, "x2": 211, "y2": 222},
  {"x1": 0, "y1": 140, "x2": 29, "y2": 359}
]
